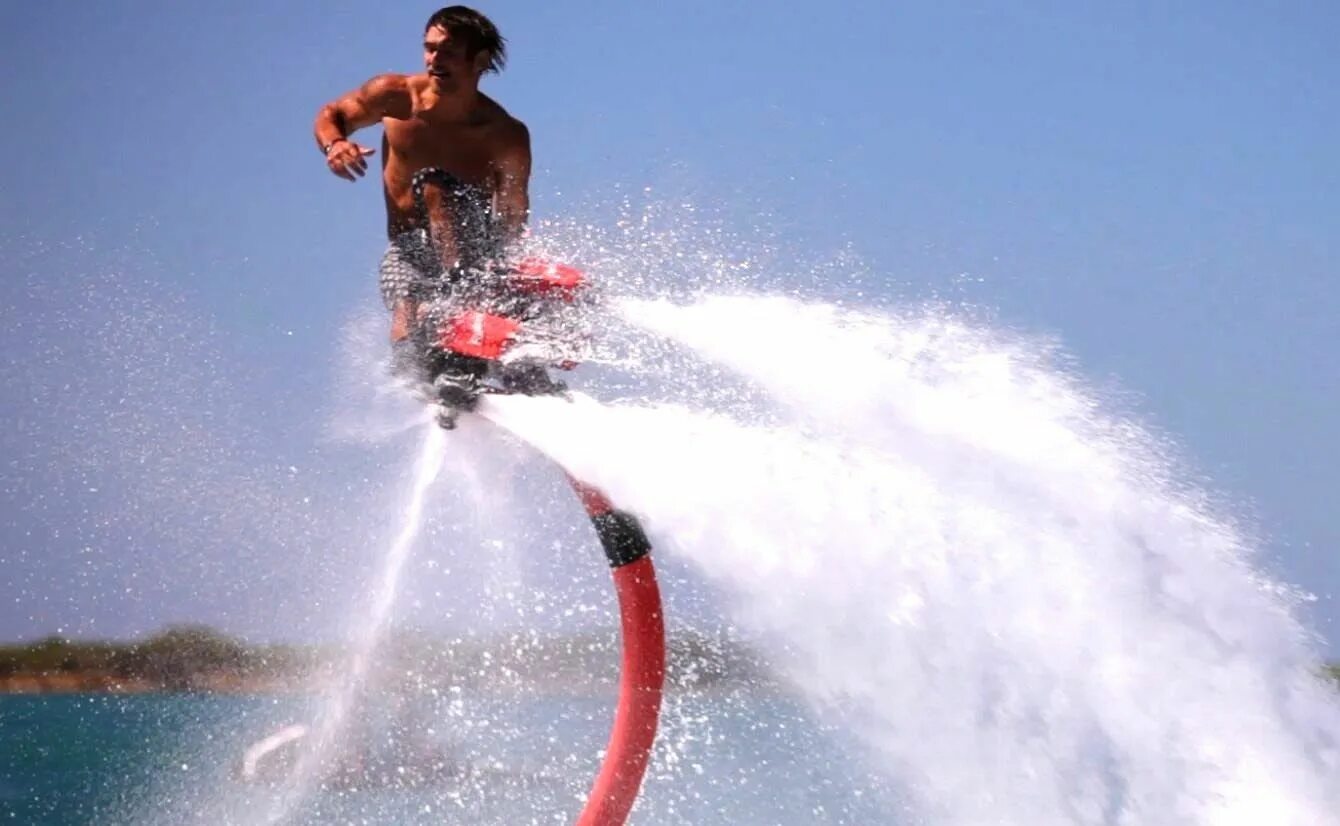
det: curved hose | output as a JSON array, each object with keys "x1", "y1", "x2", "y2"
[{"x1": 569, "y1": 478, "x2": 665, "y2": 826}]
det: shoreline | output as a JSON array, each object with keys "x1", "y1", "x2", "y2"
[
  {"x1": 0, "y1": 624, "x2": 771, "y2": 697},
  {"x1": 6, "y1": 626, "x2": 1334, "y2": 698}
]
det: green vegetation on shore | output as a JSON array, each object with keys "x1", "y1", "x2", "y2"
[
  {"x1": 0, "y1": 625, "x2": 768, "y2": 694},
  {"x1": 0, "y1": 626, "x2": 322, "y2": 692},
  {"x1": 4, "y1": 627, "x2": 1337, "y2": 696}
]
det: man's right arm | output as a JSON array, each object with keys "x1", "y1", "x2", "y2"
[{"x1": 313, "y1": 74, "x2": 412, "y2": 181}]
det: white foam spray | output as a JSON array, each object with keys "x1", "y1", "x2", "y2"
[
  {"x1": 268, "y1": 418, "x2": 447, "y2": 821},
  {"x1": 479, "y1": 293, "x2": 1340, "y2": 826}
]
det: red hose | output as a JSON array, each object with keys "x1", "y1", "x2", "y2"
[{"x1": 568, "y1": 478, "x2": 665, "y2": 826}]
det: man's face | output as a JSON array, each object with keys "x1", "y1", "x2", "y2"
[{"x1": 424, "y1": 26, "x2": 483, "y2": 88}]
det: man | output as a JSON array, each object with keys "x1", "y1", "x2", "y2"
[{"x1": 313, "y1": 6, "x2": 530, "y2": 353}]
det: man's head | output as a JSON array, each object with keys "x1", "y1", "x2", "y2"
[{"x1": 424, "y1": 6, "x2": 506, "y2": 90}]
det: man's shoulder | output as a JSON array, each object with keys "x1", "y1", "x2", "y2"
[
  {"x1": 480, "y1": 95, "x2": 529, "y2": 147},
  {"x1": 498, "y1": 114, "x2": 530, "y2": 150},
  {"x1": 365, "y1": 73, "x2": 416, "y2": 96},
  {"x1": 358, "y1": 73, "x2": 416, "y2": 120}
]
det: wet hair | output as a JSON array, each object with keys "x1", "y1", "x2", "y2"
[{"x1": 425, "y1": 6, "x2": 507, "y2": 73}]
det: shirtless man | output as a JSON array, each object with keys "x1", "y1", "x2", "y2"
[{"x1": 312, "y1": 6, "x2": 530, "y2": 351}]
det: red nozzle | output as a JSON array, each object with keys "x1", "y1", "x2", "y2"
[
  {"x1": 512, "y1": 258, "x2": 586, "y2": 298},
  {"x1": 439, "y1": 310, "x2": 521, "y2": 360}
]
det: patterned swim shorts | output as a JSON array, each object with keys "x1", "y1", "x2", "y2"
[
  {"x1": 377, "y1": 168, "x2": 502, "y2": 309},
  {"x1": 377, "y1": 230, "x2": 435, "y2": 310}
]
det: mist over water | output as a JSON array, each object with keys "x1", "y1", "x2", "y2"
[
  {"x1": 479, "y1": 292, "x2": 1340, "y2": 825},
  {"x1": 8, "y1": 210, "x2": 1340, "y2": 825},
  {"x1": 271, "y1": 423, "x2": 447, "y2": 822}
]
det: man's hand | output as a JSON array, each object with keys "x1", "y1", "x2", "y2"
[
  {"x1": 313, "y1": 74, "x2": 410, "y2": 180},
  {"x1": 325, "y1": 140, "x2": 376, "y2": 182}
]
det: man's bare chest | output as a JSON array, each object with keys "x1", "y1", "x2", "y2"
[{"x1": 384, "y1": 118, "x2": 497, "y2": 184}]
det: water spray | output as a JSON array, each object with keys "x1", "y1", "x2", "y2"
[{"x1": 406, "y1": 255, "x2": 667, "y2": 825}]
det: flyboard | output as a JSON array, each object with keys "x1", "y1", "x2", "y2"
[{"x1": 407, "y1": 257, "x2": 666, "y2": 826}]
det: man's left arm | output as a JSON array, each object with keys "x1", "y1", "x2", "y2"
[{"x1": 494, "y1": 123, "x2": 532, "y2": 252}]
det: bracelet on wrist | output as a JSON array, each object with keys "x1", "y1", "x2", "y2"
[{"x1": 322, "y1": 138, "x2": 347, "y2": 156}]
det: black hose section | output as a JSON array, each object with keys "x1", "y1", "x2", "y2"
[{"x1": 590, "y1": 510, "x2": 652, "y2": 568}]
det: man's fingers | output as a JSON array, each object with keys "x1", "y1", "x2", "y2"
[
  {"x1": 338, "y1": 148, "x2": 368, "y2": 174},
  {"x1": 325, "y1": 144, "x2": 372, "y2": 181},
  {"x1": 329, "y1": 151, "x2": 361, "y2": 180}
]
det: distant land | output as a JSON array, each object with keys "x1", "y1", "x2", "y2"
[
  {"x1": 3, "y1": 626, "x2": 1337, "y2": 697},
  {"x1": 0, "y1": 625, "x2": 773, "y2": 695}
]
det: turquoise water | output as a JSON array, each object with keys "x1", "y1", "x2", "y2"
[{"x1": 0, "y1": 692, "x2": 904, "y2": 825}]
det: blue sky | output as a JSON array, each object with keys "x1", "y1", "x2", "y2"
[{"x1": 2, "y1": 2, "x2": 1336, "y2": 650}]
